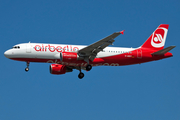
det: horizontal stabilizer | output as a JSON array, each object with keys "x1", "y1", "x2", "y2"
[{"x1": 151, "y1": 46, "x2": 176, "y2": 55}]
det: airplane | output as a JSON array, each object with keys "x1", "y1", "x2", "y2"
[{"x1": 4, "y1": 24, "x2": 175, "y2": 79}]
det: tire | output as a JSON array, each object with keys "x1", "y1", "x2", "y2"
[
  {"x1": 78, "y1": 72, "x2": 84, "y2": 79},
  {"x1": 86, "y1": 64, "x2": 92, "y2": 71},
  {"x1": 25, "y1": 67, "x2": 29, "y2": 72}
]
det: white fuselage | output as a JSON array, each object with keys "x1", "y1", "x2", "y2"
[{"x1": 4, "y1": 43, "x2": 136, "y2": 60}]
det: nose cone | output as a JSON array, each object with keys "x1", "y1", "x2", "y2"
[{"x1": 4, "y1": 50, "x2": 12, "y2": 58}]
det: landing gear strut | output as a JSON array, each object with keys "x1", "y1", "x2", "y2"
[
  {"x1": 25, "y1": 62, "x2": 30, "y2": 72},
  {"x1": 84, "y1": 57, "x2": 92, "y2": 71},
  {"x1": 78, "y1": 68, "x2": 84, "y2": 79}
]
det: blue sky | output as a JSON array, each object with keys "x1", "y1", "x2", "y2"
[{"x1": 0, "y1": 0, "x2": 180, "y2": 119}]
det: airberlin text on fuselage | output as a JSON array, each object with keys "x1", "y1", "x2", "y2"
[{"x1": 34, "y1": 44, "x2": 79, "y2": 52}]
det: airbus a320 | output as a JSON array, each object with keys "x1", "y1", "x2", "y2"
[{"x1": 4, "y1": 24, "x2": 175, "y2": 79}]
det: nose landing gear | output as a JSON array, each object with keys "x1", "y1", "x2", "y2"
[
  {"x1": 25, "y1": 62, "x2": 30, "y2": 72},
  {"x1": 25, "y1": 67, "x2": 29, "y2": 72}
]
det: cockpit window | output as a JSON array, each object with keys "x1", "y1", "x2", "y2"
[{"x1": 12, "y1": 46, "x2": 20, "y2": 49}]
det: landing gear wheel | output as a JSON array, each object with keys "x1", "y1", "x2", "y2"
[
  {"x1": 78, "y1": 72, "x2": 84, "y2": 79},
  {"x1": 25, "y1": 62, "x2": 30, "y2": 72},
  {"x1": 25, "y1": 67, "x2": 29, "y2": 72},
  {"x1": 86, "y1": 64, "x2": 92, "y2": 71}
]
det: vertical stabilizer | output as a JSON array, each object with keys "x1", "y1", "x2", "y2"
[{"x1": 141, "y1": 24, "x2": 169, "y2": 50}]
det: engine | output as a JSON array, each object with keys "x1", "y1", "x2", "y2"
[
  {"x1": 60, "y1": 52, "x2": 83, "y2": 62},
  {"x1": 49, "y1": 64, "x2": 72, "y2": 75}
]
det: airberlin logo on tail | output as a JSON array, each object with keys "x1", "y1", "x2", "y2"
[
  {"x1": 151, "y1": 27, "x2": 168, "y2": 48},
  {"x1": 154, "y1": 34, "x2": 163, "y2": 43}
]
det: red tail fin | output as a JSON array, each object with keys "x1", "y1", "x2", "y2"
[{"x1": 141, "y1": 24, "x2": 169, "y2": 50}]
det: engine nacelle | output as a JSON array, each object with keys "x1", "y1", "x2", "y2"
[
  {"x1": 49, "y1": 64, "x2": 72, "y2": 75},
  {"x1": 60, "y1": 52, "x2": 83, "y2": 62}
]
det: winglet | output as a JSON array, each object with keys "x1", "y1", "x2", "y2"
[{"x1": 120, "y1": 30, "x2": 125, "y2": 35}]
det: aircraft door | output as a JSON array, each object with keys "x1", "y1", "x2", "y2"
[
  {"x1": 26, "y1": 43, "x2": 31, "y2": 53},
  {"x1": 137, "y1": 49, "x2": 142, "y2": 58}
]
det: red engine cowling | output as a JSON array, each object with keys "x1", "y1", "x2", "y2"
[
  {"x1": 60, "y1": 52, "x2": 82, "y2": 62},
  {"x1": 49, "y1": 64, "x2": 67, "y2": 75}
]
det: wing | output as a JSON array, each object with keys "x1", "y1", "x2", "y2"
[{"x1": 78, "y1": 30, "x2": 124, "y2": 62}]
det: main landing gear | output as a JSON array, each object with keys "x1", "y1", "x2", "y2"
[
  {"x1": 77, "y1": 64, "x2": 92, "y2": 79},
  {"x1": 78, "y1": 72, "x2": 84, "y2": 79},
  {"x1": 25, "y1": 62, "x2": 30, "y2": 72},
  {"x1": 86, "y1": 64, "x2": 92, "y2": 71},
  {"x1": 78, "y1": 68, "x2": 85, "y2": 79},
  {"x1": 84, "y1": 57, "x2": 92, "y2": 71}
]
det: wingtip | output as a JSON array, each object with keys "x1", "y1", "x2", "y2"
[{"x1": 120, "y1": 30, "x2": 125, "y2": 35}]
